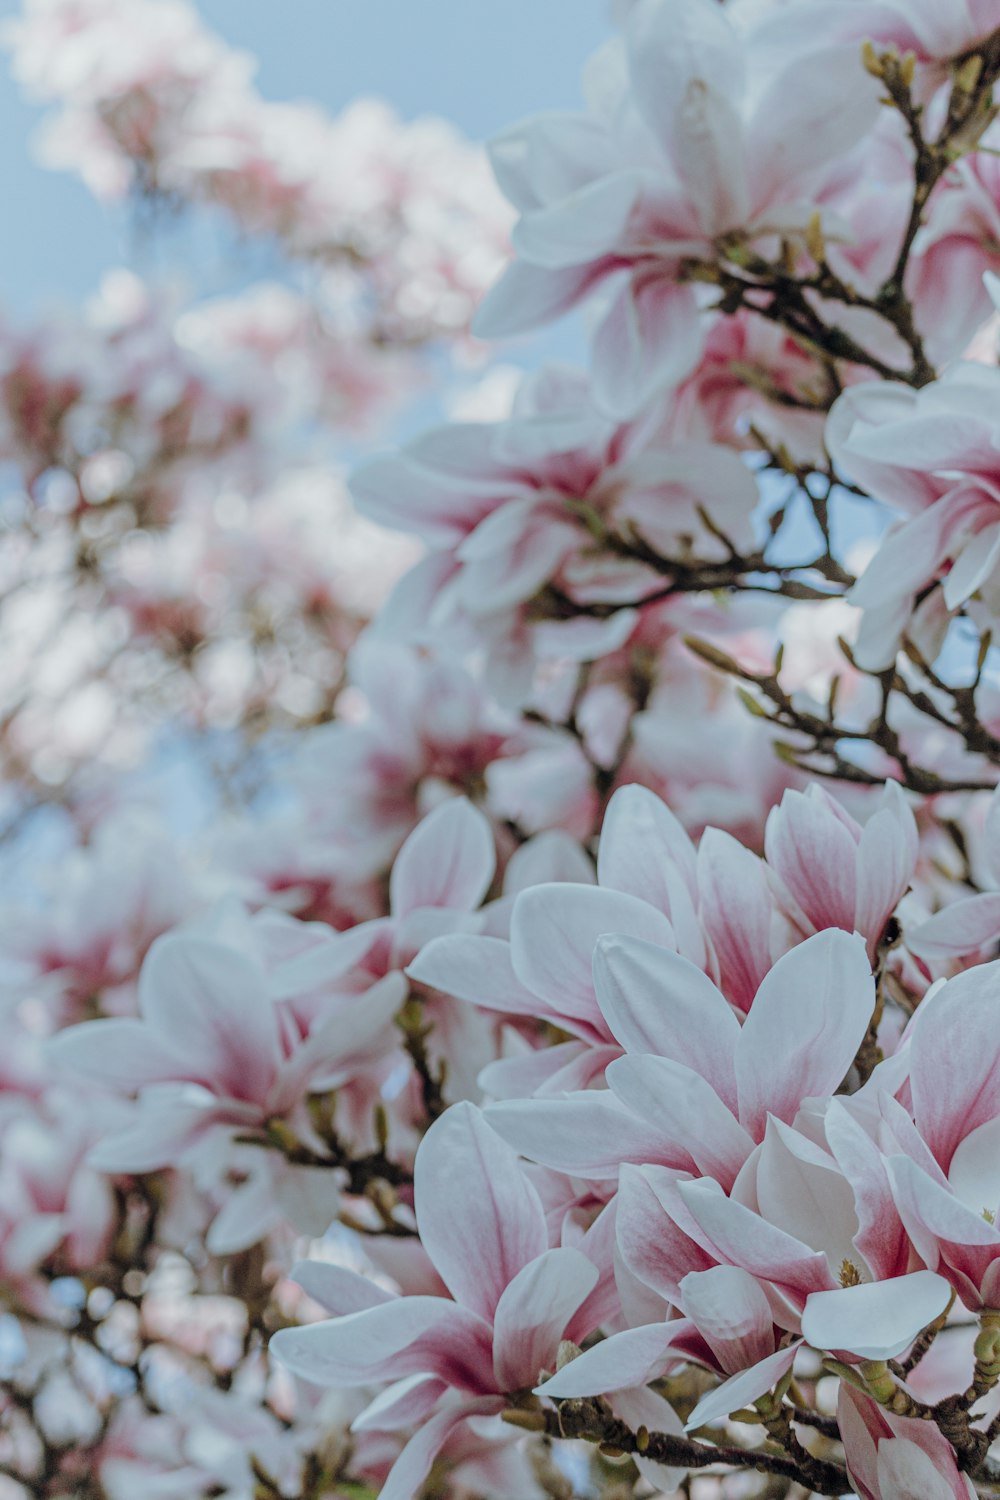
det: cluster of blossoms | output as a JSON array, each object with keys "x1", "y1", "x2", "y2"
[
  {"x1": 0, "y1": 270, "x2": 420, "y2": 810},
  {"x1": 11, "y1": 0, "x2": 1000, "y2": 1498},
  {"x1": 3, "y1": 0, "x2": 512, "y2": 342}
]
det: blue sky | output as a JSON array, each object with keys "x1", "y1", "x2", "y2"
[{"x1": 0, "y1": 0, "x2": 611, "y2": 314}]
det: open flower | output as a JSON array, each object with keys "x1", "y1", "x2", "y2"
[
  {"x1": 483, "y1": 928, "x2": 877, "y2": 1189},
  {"x1": 476, "y1": 0, "x2": 880, "y2": 415},
  {"x1": 270, "y1": 1103, "x2": 601, "y2": 1500}
]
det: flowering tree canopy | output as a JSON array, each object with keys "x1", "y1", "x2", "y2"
[{"x1": 7, "y1": 1, "x2": 1000, "y2": 1498}]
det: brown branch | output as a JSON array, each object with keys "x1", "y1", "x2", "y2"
[{"x1": 507, "y1": 1397, "x2": 850, "y2": 1497}]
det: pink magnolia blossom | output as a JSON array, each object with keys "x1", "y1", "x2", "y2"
[
  {"x1": 538, "y1": 1261, "x2": 803, "y2": 1429},
  {"x1": 408, "y1": 781, "x2": 783, "y2": 1103},
  {"x1": 839, "y1": 1384, "x2": 976, "y2": 1500},
  {"x1": 475, "y1": 0, "x2": 880, "y2": 415},
  {"x1": 668, "y1": 1165, "x2": 950, "y2": 1360},
  {"x1": 828, "y1": 349, "x2": 1000, "y2": 669},
  {"x1": 48, "y1": 897, "x2": 404, "y2": 1248},
  {"x1": 659, "y1": 309, "x2": 832, "y2": 462},
  {"x1": 352, "y1": 364, "x2": 759, "y2": 688},
  {"x1": 910, "y1": 126, "x2": 1000, "y2": 365},
  {"x1": 909, "y1": 783, "x2": 1000, "y2": 961},
  {"x1": 0, "y1": 1083, "x2": 121, "y2": 1299},
  {"x1": 885, "y1": 960, "x2": 1000, "y2": 1309},
  {"x1": 481, "y1": 928, "x2": 878, "y2": 1189},
  {"x1": 538, "y1": 1110, "x2": 950, "y2": 1420},
  {"x1": 290, "y1": 639, "x2": 598, "y2": 890},
  {"x1": 270, "y1": 1103, "x2": 602, "y2": 1500},
  {"x1": 761, "y1": 0, "x2": 1000, "y2": 93},
  {"x1": 0, "y1": 810, "x2": 211, "y2": 1023},
  {"x1": 765, "y1": 780, "x2": 918, "y2": 959}
]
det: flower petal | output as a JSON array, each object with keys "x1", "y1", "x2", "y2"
[
  {"x1": 414, "y1": 1102, "x2": 547, "y2": 1320},
  {"x1": 801, "y1": 1272, "x2": 952, "y2": 1361}
]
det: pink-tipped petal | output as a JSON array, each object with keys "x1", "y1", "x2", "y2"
[
  {"x1": 492, "y1": 1247, "x2": 599, "y2": 1391},
  {"x1": 390, "y1": 798, "x2": 496, "y2": 918},
  {"x1": 414, "y1": 1102, "x2": 547, "y2": 1320},
  {"x1": 510, "y1": 881, "x2": 674, "y2": 1030},
  {"x1": 594, "y1": 933, "x2": 740, "y2": 1108},
  {"x1": 736, "y1": 930, "x2": 875, "y2": 1137}
]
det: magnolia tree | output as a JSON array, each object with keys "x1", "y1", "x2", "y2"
[{"x1": 8, "y1": 0, "x2": 1000, "y2": 1498}]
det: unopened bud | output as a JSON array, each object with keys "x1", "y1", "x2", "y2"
[
  {"x1": 861, "y1": 40, "x2": 884, "y2": 78},
  {"x1": 730, "y1": 1407, "x2": 766, "y2": 1424},
  {"x1": 977, "y1": 631, "x2": 993, "y2": 673},
  {"x1": 737, "y1": 686, "x2": 769, "y2": 719},
  {"x1": 773, "y1": 741, "x2": 803, "y2": 767},
  {"x1": 805, "y1": 210, "x2": 826, "y2": 265},
  {"x1": 501, "y1": 1408, "x2": 548, "y2": 1432},
  {"x1": 954, "y1": 53, "x2": 984, "y2": 96},
  {"x1": 683, "y1": 635, "x2": 740, "y2": 675},
  {"x1": 899, "y1": 51, "x2": 916, "y2": 88},
  {"x1": 265, "y1": 1118, "x2": 300, "y2": 1156}
]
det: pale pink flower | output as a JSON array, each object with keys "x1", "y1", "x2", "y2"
[
  {"x1": 353, "y1": 363, "x2": 757, "y2": 695},
  {"x1": 0, "y1": 811, "x2": 210, "y2": 1022},
  {"x1": 910, "y1": 784, "x2": 1000, "y2": 961},
  {"x1": 885, "y1": 960, "x2": 1000, "y2": 1308},
  {"x1": 840, "y1": 1384, "x2": 976, "y2": 1500},
  {"x1": 538, "y1": 1261, "x2": 802, "y2": 1429},
  {"x1": 765, "y1": 781, "x2": 917, "y2": 960},
  {"x1": 481, "y1": 929, "x2": 878, "y2": 1187},
  {"x1": 409, "y1": 781, "x2": 789, "y2": 1109},
  {"x1": 476, "y1": 0, "x2": 880, "y2": 414},
  {"x1": 828, "y1": 350, "x2": 1000, "y2": 669},
  {"x1": 660, "y1": 310, "x2": 832, "y2": 462},
  {"x1": 762, "y1": 0, "x2": 1000, "y2": 91},
  {"x1": 49, "y1": 898, "x2": 404, "y2": 1248},
  {"x1": 270, "y1": 1103, "x2": 601, "y2": 1500}
]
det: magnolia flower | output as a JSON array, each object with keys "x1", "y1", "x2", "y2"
[
  {"x1": 668, "y1": 1171, "x2": 951, "y2": 1361},
  {"x1": 765, "y1": 781, "x2": 918, "y2": 960},
  {"x1": 409, "y1": 783, "x2": 783, "y2": 1107},
  {"x1": 539, "y1": 1119, "x2": 951, "y2": 1423},
  {"x1": 475, "y1": 0, "x2": 880, "y2": 414},
  {"x1": 49, "y1": 898, "x2": 404, "y2": 1248},
  {"x1": 828, "y1": 344, "x2": 1000, "y2": 670},
  {"x1": 537, "y1": 1262, "x2": 804, "y2": 1429},
  {"x1": 270, "y1": 1103, "x2": 602, "y2": 1500},
  {"x1": 352, "y1": 364, "x2": 759, "y2": 684},
  {"x1": 481, "y1": 929, "x2": 878, "y2": 1188},
  {"x1": 910, "y1": 783, "x2": 1000, "y2": 960},
  {"x1": 885, "y1": 961, "x2": 1000, "y2": 1308},
  {"x1": 763, "y1": 0, "x2": 1000, "y2": 89},
  {"x1": 840, "y1": 1384, "x2": 976, "y2": 1500},
  {"x1": 0, "y1": 809, "x2": 210, "y2": 1020}
]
